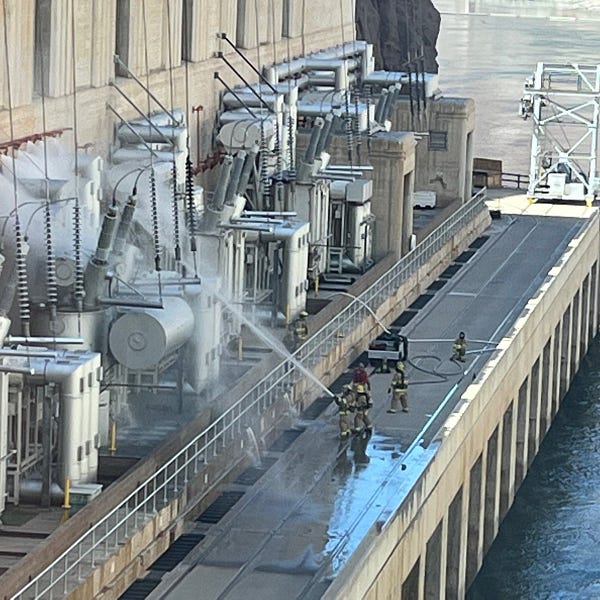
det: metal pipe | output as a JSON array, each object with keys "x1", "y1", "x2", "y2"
[
  {"x1": 237, "y1": 146, "x2": 258, "y2": 196},
  {"x1": 0, "y1": 349, "x2": 61, "y2": 358},
  {"x1": 109, "y1": 421, "x2": 116, "y2": 455},
  {"x1": 214, "y1": 73, "x2": 258, "y2": 119},
  {"x1": 17, "y1": 479, "x2": 64, "y2": 505},
  {"x1": 374, "y1": 89, "x2": 388, "y2": 123},
  {"x1": 112, "y1": 195, "x2": 137, "y2": 256},
  {"x1": 106, "y1": 104, "x2": 159, "y2": 158},
  {"x1": 84, "y1": 208, "x2": 118, "y2": 309},
  {"x1": 97, "y1": 297, "x2": 164, "y2": 309},
  {"x1": 324, "y1": 165, "x2": 374, "y2": 171},
  {"x1": 242, "y1": 211, "x2": 297, "y2": 217},
  {"x1": 5, "y1": 336, "x2": 84, "y2": 345},
  {"x1": 110, "y1": 82, "x2": 172, "y2": 144},
  {"x1": 217, "y1": 53, "x2": 274, "y2": 112},
  {"x1": 113, "y1": 55, "x2": 180, "y2": 124},
  {"x1": 218, "y1": 34, "x2": 279, "y2": 94},
  {"x1": 316, "y1": 113, "x2": 334, "y2": 155},
  {"x1": 304, "y1": 117, "x2": 325, "y2": 164},
  {"x1": 322, "y1": 114, "x2": 339, "y2": 153},
  {"x1": 213, "y1": 155, "x2": 234, "y2": 210},
  {"x1": 225, "y1": 151, "x2": 246, "y2": 205}
]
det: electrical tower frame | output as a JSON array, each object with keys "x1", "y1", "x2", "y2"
[{"x1": 520, "y1": 62, "x2": 600, "y2": 205}]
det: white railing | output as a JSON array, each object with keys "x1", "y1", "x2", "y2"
[{"x1": 11, "y1": 190, "x2": 488, "y2": 599}]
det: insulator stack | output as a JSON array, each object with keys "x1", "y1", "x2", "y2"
[
  {"x1": 149, "y1": 170, "x2": 161, "y2": 272},
  {"x1": 274, "y1": 119, "x2": 284, "y2": 206},
  {"x1": 259, "y1": 123, "x2": 271, "y2": 209},
  {"x1": 287, "y1": 114, "x2": 296, "y2": 182},
  {"x1": 44, "y1": 201, "x2": 57, "y2": 318},
  {"x1": 14, "y1": 218, "x2": 30, "y2": 336},
  {"x1": 171, "y1": 163, "x2": 181, "y2": 262},
  {"x1": 72, "y1": 201, "x2": 84, "y2": 310},
  {"x1": 354, "y1": 92, "x2": 362, "y2": 164},
  {"x1": 185, "y1": 154, "x2": 197, "y2": 253},
  {"x1": 365, "y1": 87, "x2": 373, "y2": 151},
  {"x1": 344, "y1": 94, "x2": 354, "y2": 166}
]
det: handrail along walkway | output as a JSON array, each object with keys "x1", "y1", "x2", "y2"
[{"x1": 10, "y1": 189, "x2": 489, "y2": 599}]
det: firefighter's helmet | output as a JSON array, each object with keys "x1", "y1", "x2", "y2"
[
  {"x1": 459, "y1": 331, "x2": 465, "y2": 340},
  {"x1": 355, "y1": 383, "x2": 365, "y2": 394},
  {"x1": 299, "y1": 310, "x2": 308, "y2": 318},
  {"x1": 395, "y1": 361, "x2": 404, "y2": 372}
]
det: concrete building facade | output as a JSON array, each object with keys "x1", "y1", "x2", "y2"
[{"x1": 0, "y1": 0, "x2": 355, "y2": 160}]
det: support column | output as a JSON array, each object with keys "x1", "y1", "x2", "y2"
[
  {"x1": 515, "y1": 377, "x2": 530, "y2": 487},
  {"x1": 483, "y1": 426, "x2": 500, "y2": 554},
  {"x1": 465, "y1": 454, "x2": 484, "y2": 589},
  {"x1": 581, "y1": 275, "x2": 590, "y2": 358},
  {"x1": 424, "y1": 520, "x2": 443, "y2": 599},
  {"x1": 117, "y1": 0, "x2": 182, "y2": 77},
  {"x1": 368, "y1": 132, "x2": 416, "y2": 261},
  {"x1": 445, "y1": 486, "x2": 463, "y2": 599},
  {"x1": 499, "y1": 401, "x2": 514, "y2": 520},
  {"x1": 570, "y1": 290, "x2": 581, "y2": 375},
  {"x1": 527, "y1": 358, "x2": 541, "y2": 465},
  {"x1": 0, "y1": 0, "x2": 35, "y2": 108},
  {"x1": 559, "y1": 304, "x2": 572, "y2": 400},
  {"x1": 90, "y1": 0, "x2": 118, "y2": 88},
  {"x1": 552, "y1": 321, "x2": 562, "y2": 416},
  {"x1": 539, "y1": 340, "x2": 552, "y2": 437},
  {"x1": 590, "y1": 261, "x2": 598, "y2": 336},
  {"x1": 401, "y1": 558, "x2": 420, "y2": 600},
  {"x1": 0, "y1": 373, "x2": 8, "y2": 516},
  {"x1": 36, "y1": 0, "x2": 74, "y2": 98},
  {"x1": 237, "y1": 0, "x2": 282, "y2": 48}
]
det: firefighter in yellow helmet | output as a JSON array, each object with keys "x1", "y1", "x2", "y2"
[
  {"x1": 334, "y1": 384, "x2": 355, "y2": 439},
  {"x1": 387, "y1": 361, "x2": 408, "y2": 413},
  {"x1": 452, "y1": 331, "x2": 467, "y2": 362},
  {"x1": 352, "y1": 382, "x2": 373, "y2": 434},
  {"x1": 291, "y1": 310, "x2": 309, "y2": 349}
]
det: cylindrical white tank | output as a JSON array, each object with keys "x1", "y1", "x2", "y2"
[
  {"x1": 109, "y1": 297, "x2": 194, "y2": 370},
  {"x1": 60, "y1": 368, "x2": 82, "y2": 484},
  {"x1": 186, "y1": 285, "x2": 220, "y2": 392},
  {"x1": 86, "y1": 358, "x2": 100, "y2": 481}
]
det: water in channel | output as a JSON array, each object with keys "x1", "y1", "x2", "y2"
[{"x1": 432, "y1": 1, "x2": 600, "y2": 596}]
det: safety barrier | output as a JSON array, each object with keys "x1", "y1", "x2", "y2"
[
  {"x1": 11, "y1": 189, "x2": 488, "y2": 599},
  {"x1": 501, "y1": 171, "x2": 529, "y2": 189}
]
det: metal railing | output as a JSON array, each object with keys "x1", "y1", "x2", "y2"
[
  {"x1": 501, "y1": 171, "x2": 530, "y2": 189},
  {"x1": 11, "y1": 190, "x2": 488, "y2": 600}
]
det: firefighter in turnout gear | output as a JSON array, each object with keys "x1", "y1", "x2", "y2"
[
  {"x1": 352, "y1": 362, "x2": 370, "y2": 389},
  {"x1": 388, "y1": 361, "x2": 408, "y2": 413},
  {"x1": 452, "y1": 331, "x2": 467, "y2": 362},
  {"x1": 352, "y1": 383, "x2": 373, "y2": 433},
  {"x1": 291, "y1": 311, "x2": 309, "y2": 349},
  {"x1": 335, "y1": 385, "x2": 355, "y2": 439}
]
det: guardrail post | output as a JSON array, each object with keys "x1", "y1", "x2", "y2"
[
  {"x1": 91, "y1": 528, "x2": 96, "y2": 568},
  {"x1": 63, "y1": 555, "x2": 68, "y2": 595}
]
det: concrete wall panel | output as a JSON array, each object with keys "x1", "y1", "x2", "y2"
[{"x1": 0, "y1": 0, "x2": 35, "y2": 109}]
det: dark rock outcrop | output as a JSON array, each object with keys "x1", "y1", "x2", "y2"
[{"x1": 356, "y1": 0, "x2": 441, "y2": 73}]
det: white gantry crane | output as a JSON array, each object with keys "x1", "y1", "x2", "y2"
[{"x1": 519, "y1": 62, "x2": 600, "y2": 205}]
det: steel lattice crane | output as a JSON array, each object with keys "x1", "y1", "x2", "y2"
[{"x1": 519, "y1": 62, "x2": 600, "y2": 206}]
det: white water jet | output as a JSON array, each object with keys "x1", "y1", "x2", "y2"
[
  {"x1": 244, "y1": 426, "x2": 262, "y2": 466},
  {"x1": 212, "y1": 289, "x2": 335, "y2": 398}
]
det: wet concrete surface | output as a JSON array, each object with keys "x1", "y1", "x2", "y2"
[{"x1": 138, "y1": 199, "x2": 591, "y2": 599}]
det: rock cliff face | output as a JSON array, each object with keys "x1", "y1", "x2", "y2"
[{"x1": 356, "y1": 0, "x2": 441, "y2": 73}]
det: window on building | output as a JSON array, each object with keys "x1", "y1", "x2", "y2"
[{"x1": 429, "y1": 131, "x2": 448, "y2": 151}]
